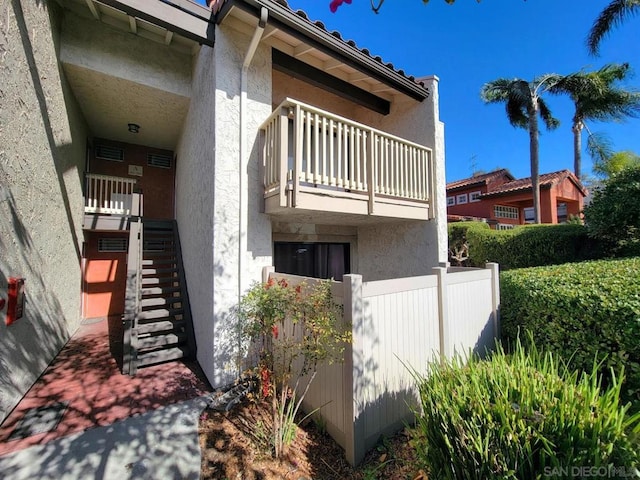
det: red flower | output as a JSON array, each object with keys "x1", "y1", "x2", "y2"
[
  {"x1": 329, "y1": 0, "x2": 352, "y2": 13},
  {"x1": 265, "y1": 277, "x2": 276, "y2": 289},
  {"x1": 278, "y1": 278, "x2": 288, "y2": 288},
  {"x1": 272, "y1": 324, "x2": 279, "y2": 339},
  {"x1": 260, "y1": 366, "x2": 271, "y2": 398}
]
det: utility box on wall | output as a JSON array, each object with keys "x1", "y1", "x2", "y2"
[{"x1": 5, "y1": 277, "x2": 25, "y2": 326}]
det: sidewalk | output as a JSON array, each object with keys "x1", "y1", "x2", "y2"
[
  {"x1": 0, "y1": 396, "x2": 208, "y2": 480},
  {"x1": 0, "y1": 316, "x2": 213, "y2": 475}
]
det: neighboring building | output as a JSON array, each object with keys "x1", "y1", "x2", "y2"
[
  {"x1": 0, "y1": 0, "x2": 446, "y2": 425},
  {"x1": 446, "y1": 169, "x2": 587, "y2": 229}
]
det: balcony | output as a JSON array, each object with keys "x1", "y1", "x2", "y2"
[
  {"x1": 261, "y1": 99, "x2": 435, "y2": 223},
  {"x1": 83, "y1": 173, "x2": 141, "y2": 231}
]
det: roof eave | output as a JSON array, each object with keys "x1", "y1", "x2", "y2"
[{"x1": 217, "y1": 0, "x2": 429, "y2": 101}]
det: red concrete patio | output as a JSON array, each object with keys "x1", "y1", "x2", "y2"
[{"x1": 0, "y1": 316, "x2": 212, "y2": 456}]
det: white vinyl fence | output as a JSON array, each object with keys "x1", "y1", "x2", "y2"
[{"x1": 264, "y1": 263, "x2": 500, "y2": 465}]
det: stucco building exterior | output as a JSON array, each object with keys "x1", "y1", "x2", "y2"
[
  {"x1": 447, "y1": 169, "x2": 587, "y2": 229},
  {"x1": 0, "y1": 0, "x2": 446, "y2": 425}
]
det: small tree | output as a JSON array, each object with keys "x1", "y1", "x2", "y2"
[
  {"x1": 238, "y1": 277, "x2": 351, "y2": 458},
  {"x1": 584, "y1": 164, "x2": 640, "y2": 255}
]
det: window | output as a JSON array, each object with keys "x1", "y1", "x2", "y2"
[
  {"x1": 147, "y1": 152, "x2": 173, "y2": 169},
  {"x1": 496, "y1": 224, "x2": 515, "y2": 230},
  {"x1": 95, "y1": 144, "x2": 124, "y2": 162},
  {"x1": 98, "y1": 237, "x2": 127, "y2": 252},
  {"x1": 557, "y1": 203, "x2": 567, "y2": 223},
  {"x1": 494, "y1": 205, "x2": 519, "y2": 219},
  {"x1": 456, "y1": 193, "x2": 468, "y2": 205},
  {"x1": 274, "y1": 242, "x2": 350, "y2": 281},
  {"x1": 447, "y1": 196, "x2": 455, "y2": 206},
  {"x1": 524, "y1": 207, "x2": 535, "y2": 223},
  {"x1": 469, "y1": 191, "x2": 481, "y2": 202}
]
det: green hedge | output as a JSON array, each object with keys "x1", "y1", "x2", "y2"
[
  {"x1": 448, "y1": 222, "x2": 601, "y2": 270},
  {"x1": 412, "y1": 339, "x2": 640, "y2": 479},
  {"x1": 501, "y1": 257, "x2": 640, "y2": 408}
]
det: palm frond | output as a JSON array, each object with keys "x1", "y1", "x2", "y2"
[
  {"x1": 587, "y1": 0, "x2": 640, "y2": 55},
  {"x1": 586, "y1": 131, "x2": 614, "y2": 174},
  {"x1": 480, "y1": 78, "x2": 516, "y2": 103},
  {"x1": 537, "y1": 98, "x2": 560, "y2": 131},
  {"x1": 505, "y1": 97, "x2": 528, "y2": 128}
]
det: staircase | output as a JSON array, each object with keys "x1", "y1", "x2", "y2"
[{"x1": 122, "y1": 219, "x2": 196, "y2": 375}]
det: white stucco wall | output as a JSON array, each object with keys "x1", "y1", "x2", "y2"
[
  {"x1": 0, "y1": 1, "x2": 88, "y2": 423},
  {"x1": 60, "y1": 10, "x2": 192, "y2": 98},
  {"x1": 176, "y1": 24, "x2": 272, "y2": 388},
  {"x1": 357, "y1": 76, "x2": 447, "y2": 277}
]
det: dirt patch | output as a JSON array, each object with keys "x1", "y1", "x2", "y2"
[{"x1": 198, "y1": 400, "x2": 427, "y2": 480}]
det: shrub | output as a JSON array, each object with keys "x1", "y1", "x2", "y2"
[
  {"x1": 466, "y1": 223, "x2": 600, "y2": 270},
  {"x1": 238, "y1": 277, "x2": 350, "y2": 458},
  {"x1": 501, "y1": 257, "x2": 640, "y2": 408},
  {"x1": 412, "y1": 338, "x2": 640, "y2": 479},
  {"x1": 584, "y1": 164, "x2": 640, "y2": 257},
  {"x1": 447, "y1": 221, "x2": 491, "y2": 266}
]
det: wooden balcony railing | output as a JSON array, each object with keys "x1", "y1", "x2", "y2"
[
  {"x1": 84, "y1": 173, "x2": 137, "y2": 215},
  {"x1": 261, "y1": 98, "x2": 435, "y2": 219}
]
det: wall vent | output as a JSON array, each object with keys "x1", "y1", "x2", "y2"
[
  {"x1": 98, "y1": 237, "x2": 128, "y2": 252},
  {"x1": 96, "y1": 144, "x2": 124, "y2": 162},
  {"x1": 147, "y1": 153, "x2": 172, "y2": 169}
]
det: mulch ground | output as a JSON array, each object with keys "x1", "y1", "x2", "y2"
[{"x1": 198, "y1": 399, "x2": 428, "y2": 479}]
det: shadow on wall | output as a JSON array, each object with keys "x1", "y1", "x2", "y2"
[
  {"x1": 0, "y1": 189, "x2": 69, "y2": 421},
  {"x1": 11, "y1": 0, "x2": 84, "y2": 263}
]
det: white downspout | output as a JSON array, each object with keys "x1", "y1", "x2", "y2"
[{"x1": 239, "y1": 7, "x2": 268, "y2": 303}]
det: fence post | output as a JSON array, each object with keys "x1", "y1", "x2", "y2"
[
  {"x1": 342, "y1": 274, "x2": 365, "y2": 466},
  {"x1": 279, "y1": 107, "x2": 289, "y2": 207},
  {"x1": 433, "y1": 266, "x2": 450, "y2": 362},
  {"x1": 262, "y1": 265, "x2": 275, "y2": 284},
  {"x1": 486, "y1": 262, "x2": 500, "y2": 338}
]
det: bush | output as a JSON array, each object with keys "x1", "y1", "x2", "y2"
[
  {"x1": 458, "y1": 223, "x2": 600, "y2": 270},
  {"x1": 585, "y1": 165, "x2": 640, "y2": 257},
  {"x1": 447, "y1": 221, "x2": 490, "y2": 266},
  {"x1": 501, "y1": 257, "x2": 640, "y2": 408},
  {"x1": 412, "y1": 338, "x2": 640, "y2": 479},
  {"x1": 238, "y1": 278, "x2": 350, "y2": 458}
]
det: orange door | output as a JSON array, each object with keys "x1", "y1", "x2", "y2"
[{"x1": 82, "y1": 233, "x2": 128, "y2": 319}]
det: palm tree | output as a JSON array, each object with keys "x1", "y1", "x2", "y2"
[
  {"x1": 481, "y1": 76, "x2": 560, "y2": 224},
  {"x1": 587, "y1": 0, "x2": 640, "y2": 55},
  {"x1": 550, "y1": 63, "x2": 640, "y2": 179}
]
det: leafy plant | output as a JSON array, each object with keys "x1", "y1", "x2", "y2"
[
  {"x1": 584, "y1": 164, "x2": 640, "y2": 256},
  {"x1": 412, "y1": 337, "x2": 640, "y2": 479},
  {"x1": 238, "y1": 277, "x2": 351, "y2": 458},
  {"x1": 501, "y1": 257, "x2": 640, "y2": 408},
  {"x1": 464, "y1": 223, "x2": 601, "y2": 269}
]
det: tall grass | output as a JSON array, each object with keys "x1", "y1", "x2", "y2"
[{"x1": 412, "y1": 339, "x2": 640, "y2": 479}]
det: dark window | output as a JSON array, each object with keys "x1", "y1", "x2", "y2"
[{"x1": 274, "y1": 242, "x2": 350, "y2": 281}]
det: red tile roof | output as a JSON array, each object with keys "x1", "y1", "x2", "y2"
[
  {"x1": 481, "y1": 169, "x2": 587, "y2": 198},
  {"x1": 210, "y1": 0, "x2": 430, "y2": 95},
  {"x1": 446, "y1": 169, "x2": 514, "y2": 191}
]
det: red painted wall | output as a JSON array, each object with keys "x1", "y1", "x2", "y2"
[
  {"x1": 88, "y1": 139, "x2": 175, "y2": 220},
  {"x1": 448, "y1": 177, "x2": 584, "y2": 228},
  {"x1": 82, "y1": 232, "x2": 128, "y2": 319}
]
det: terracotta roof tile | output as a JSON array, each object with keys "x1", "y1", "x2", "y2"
[
  {"x1": 446, "y1": 169, "x2": 514, "y2": 191},
  {"x1": 481, "y1": 169, "x2": 587, "y2": 197},
  {"x1": 210, "y1": 0, "x2": 428, "y2": 91}
]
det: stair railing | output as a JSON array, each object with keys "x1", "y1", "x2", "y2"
[
  {"x1": 122, "y1": 190, "x2": 144, "y2": 375},
  {"x1": 172, "y1": 220, "x2": 196, "y2": 359}
]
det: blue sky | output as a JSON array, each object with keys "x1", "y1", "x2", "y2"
[{"x1": 198, "y1": 0, "x2": 640, "y2": 182}]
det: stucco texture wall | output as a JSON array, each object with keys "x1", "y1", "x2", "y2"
[
  {"x1": 357, "y1": 76, "x2": 448, "y2": 273},
  {"x1": 176, "y1": 24, "x2": 272, "y2": 388},
  {"x1": 0, "y1": 0, "x2": 88, "y2": 423}
]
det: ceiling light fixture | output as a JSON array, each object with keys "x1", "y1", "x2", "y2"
[{"x1": 128, "y1": 123, "x2": 140, "y2": 133}]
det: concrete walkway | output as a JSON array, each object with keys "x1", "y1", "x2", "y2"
[{"x1": 0, "y1": 396, "x2": 208, "y2": 480}]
